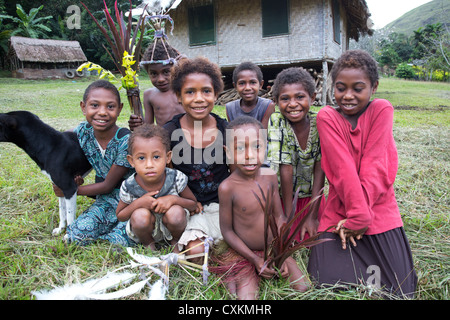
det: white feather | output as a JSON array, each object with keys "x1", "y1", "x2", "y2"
[
  {"x1": 127, "y1": 248, "x2": 162, "y2": 266},
  {"x1": 32, "y1": 272, "x2": 137, "y2": 300},
  {"x1": 148, "y1": 279, "x2": 167, "y2": 300},
  {"x1": 86, "y1": 278, "x2": 149, "y2": 300}
]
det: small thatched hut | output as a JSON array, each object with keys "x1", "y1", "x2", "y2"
[{"x1": 8, "y1": 36, "x2": 87, "y2": 80}]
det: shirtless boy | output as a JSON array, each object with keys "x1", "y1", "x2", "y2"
[
  {"x1": 129, "y1": 41, "x2": 185, "y2": 129},
  {"x1": 216, "y1": 116, "x2": 308, "y2": 299}
]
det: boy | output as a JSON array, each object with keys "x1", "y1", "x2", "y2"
[
  {"x1": 214, "y1": 116, "x2": 308, "y2": 299},
  {"x1": 128, "y1": 41, "x2": 185, "y2": 129},
  {"x1": 226, "y1": 61, "x2": 275, "y2": 129},
  {"x1": 116, "y1": 124, "x2": 197, "y2": 251}
]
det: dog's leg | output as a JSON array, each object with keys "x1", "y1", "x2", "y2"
[
  {"x1": 65, "y1": 192, "x2": 77, "y2": 227},
  {"x1": 52, "y1": 197, "x2": 67, "y2": 235}
]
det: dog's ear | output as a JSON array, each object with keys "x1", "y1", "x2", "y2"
[{"x1": 0, "y1": 115, "x2": 18, "y2": 130}]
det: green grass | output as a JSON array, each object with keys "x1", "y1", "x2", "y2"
[{"x1": 0, "y1": 77, "x2": 449, "y2": 300}]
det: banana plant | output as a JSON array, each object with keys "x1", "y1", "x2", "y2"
[{"x1": 0, "y1": 4, "x2": 52, "y2": 39}]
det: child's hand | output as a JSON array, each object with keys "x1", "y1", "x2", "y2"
[
  {"x1": 254, "y1": 257, "x2": 277, "y2": 279},
  {"x1": 52, "y1": 176, "x2": 84, "y2": 197},
  {"x1": 128, "y1": 114, "x2": 143, "y2": 131},
  {"x1": 333, "y1": 219, "x2": 367, "y2": 249},
  {"x1": 138, "y1": 191, "x2": 159, "y2": 209},
  {"x1": 151, "y1": 195, "x2": 177, "y2": 214},
  {"x1": 74, "y1": 175, "x2": 84, "y2": 186},
  {"x1": 52, "y1": 184, "x2": 64, "y2": 197},
  {"x1": 299, "y1": 215, "x2": 319, "y2": 241},
  {"x1": 190, "y1": 202, "x2": 203, "y2": 216}
]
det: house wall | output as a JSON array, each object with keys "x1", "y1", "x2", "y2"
[
  {"x1": 12, "y1": 66, "x2": 84, "y2": 80},
  {"x1": 168, "y1": 0, "x2": 348, "y2": 69}
]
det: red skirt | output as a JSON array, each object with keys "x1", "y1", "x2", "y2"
[{"x1": 282, "y1": 196, "x2": 325, "y2": 242}]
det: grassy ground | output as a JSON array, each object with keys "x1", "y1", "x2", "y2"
[{"x1": 0, "y1": 76, "x2": 449, "y2": 300}]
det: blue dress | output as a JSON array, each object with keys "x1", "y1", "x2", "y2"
[{"x1": 66, "y1": 122, "x2": 135, "y2": 246}]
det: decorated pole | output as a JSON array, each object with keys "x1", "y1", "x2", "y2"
[{"x1": 80, "y1": 0, "x2": 147, "y2": 117}]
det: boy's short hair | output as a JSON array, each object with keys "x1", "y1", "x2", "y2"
[
  {"x1": 330, "y1": 49, "x2": 379, "y2": 86},
  {"x1": 142, "y1": 40, "x2": 180, "y2": 72},
  {"x1": 232, "y1": 61, "x2": 263, "y2": 84},
  {"x1": 227, "y1": 115, "x2": 264, "y2": 131},
  {"x1": 83, "y1": 80, "x2": 121, "y2": 104},
  {"x1": 171, "y1": 57, "x2": 224, "y2": 96},
  {"x1": 128, "y1": 123, "x2": 171, "y2": 154},
  {"x1": 226, "y1": 116, "x2": 265, "y2": 148},
  {"x1": 272, "y1": 67, "x2": 316, "y2": 101}
]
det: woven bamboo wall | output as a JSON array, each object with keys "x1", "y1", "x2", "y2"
[{"x1": 168, "y1": 0, "x2": 348, "y2": 68}]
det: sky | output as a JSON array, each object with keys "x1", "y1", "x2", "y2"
[{"x1": 365, "y1": 0, "x2": 433, "y2": 29}]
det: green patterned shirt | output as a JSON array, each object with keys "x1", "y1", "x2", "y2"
[{"x1": 267, "y1": 109, "x2": 321, "y2": 198}]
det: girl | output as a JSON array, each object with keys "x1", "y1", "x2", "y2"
[
  {"x1": 267, "y1": 67, "x2": 325, "y2": 242},
  {"x1": 225, "y1": 61, "x2": 275, "y2": 129},
  {"x1": 163, "y1": 57, "x2": 230, "y2": 257},
  {"x1": 61, "y1": 80, "x2": 135, "y2": 246},
  {"x1": 116, "y1": 124, "x2": 197, "y2": 251},
  {"x1": 308, "y1": 50, "x2": 417, "y2": 298}
]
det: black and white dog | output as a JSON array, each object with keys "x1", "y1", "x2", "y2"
[{"x1": 0, "y1": 111, "x2": 91, "y2": 235}]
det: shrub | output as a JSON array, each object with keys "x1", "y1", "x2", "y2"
[{"x1": 396, "y1": 63, "x2": 416, "y2": 79}]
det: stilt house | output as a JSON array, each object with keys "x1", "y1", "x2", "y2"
[{"x1": 167, "y1": 0, "x2": 373, "y2": 104}]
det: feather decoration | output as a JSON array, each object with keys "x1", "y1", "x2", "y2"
[
  {"x1": 32, "y1": 272, "x2": 137, "y2": 300},
  {"x1": 32, "y1": 240, "x2": 210, "y2": 300},
  {"x1": 148, "y1": 279, "x2": 167, "y2": 300}
]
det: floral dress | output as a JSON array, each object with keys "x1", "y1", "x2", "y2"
[{"x1": 66, "y1": 122, "x2": 134, "y2": 246}]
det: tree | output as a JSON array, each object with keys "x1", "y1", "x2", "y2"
[
  {"x1": 412, "y1": 23, "x2": 450, "y2": 81},
  {"x1": 0, "y1": 4, "x2": 52, "y2": 38},
  {"x1": 377, "y1": 39, "x2": 402, "y2": 75}
]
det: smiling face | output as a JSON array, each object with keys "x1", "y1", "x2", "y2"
[
  {"x1": 234, "y1": 69, "x2": 263, "y2": 104},
  {"x1": 277, "y1": 83, "x2": 315, "y2": 124},
  {"x1": 81, "y1": 87, "x2": 123, "y2": 133},
  {"x1": 127, "y1": 136, "x2": 172, "y2": 188},
  {"x1": 177, "y1": 73, "x2": 217, "y2": 121},
  {"x1": 227, "y1": 124, "x2": 266, "y2": 177},
  {"x1": 334, "y1": 68, "x2": 378, "y2": 117}
]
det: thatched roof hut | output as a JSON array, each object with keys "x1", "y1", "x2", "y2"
[{"x1": 9, "y1": 36, "x2": 87, "y2": 79}]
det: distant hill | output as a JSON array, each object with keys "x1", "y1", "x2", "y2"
[{"x1": 384, "y1": 0, "x2": 450, "y2": 35}]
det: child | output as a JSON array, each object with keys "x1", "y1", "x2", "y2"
[
  {"x1": 214, "y1": 116, "x2": 308, "y2": 299},
  {"x1": 163, "y1": 57, "x2": 230, "y2": 257},
  {"x1": 226, "y1": 61, "x2": 275, "y2": 129},
  {"x1": 116, "y1": 124, "x2": 197, "y2": 251},
  {"x1": 128, "y1": 40, "x2": 185, "y2": 129},
  {"x1": 267, "y1": 67, "x2": 325, "y2": 242},
  {"x1": 308, "y1": 50, "x2": 417, "y2": 298},
  {"x1": 62, "y1": 80, "x2": 134, "y2": 246}
]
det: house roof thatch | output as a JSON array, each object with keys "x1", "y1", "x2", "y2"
[
  {"x1": 342, "y1": 0, "x2": 374, "y2": 41},
  {"x1": 10, "y1": 36, "x2": 87, "y2": 63}
]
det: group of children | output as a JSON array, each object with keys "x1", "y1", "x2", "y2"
[{"x1": 57, "y1": 40, "x2": 417, "y2": 299}]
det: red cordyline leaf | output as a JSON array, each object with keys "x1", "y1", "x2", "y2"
[
  {"x1": 253, "y1": 183, "x2": 335, "y2": 275},
  {"x1": 80, "y1": 2, "x2": 117, "y2": 61},
  {"x1": 81, "y1": 1, "x2": 148, "y2": 75},
  {"x1": 252, "y1": 183, "x2": 269, "y2": 261}
]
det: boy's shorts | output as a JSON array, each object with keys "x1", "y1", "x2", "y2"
[{"x1": 126, "y1": 209, "x2": 190, "y2": 245}]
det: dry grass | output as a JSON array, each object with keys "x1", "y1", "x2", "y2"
[{"x1": 0, "y1": 77, "x2": 448, "y2": 300}]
